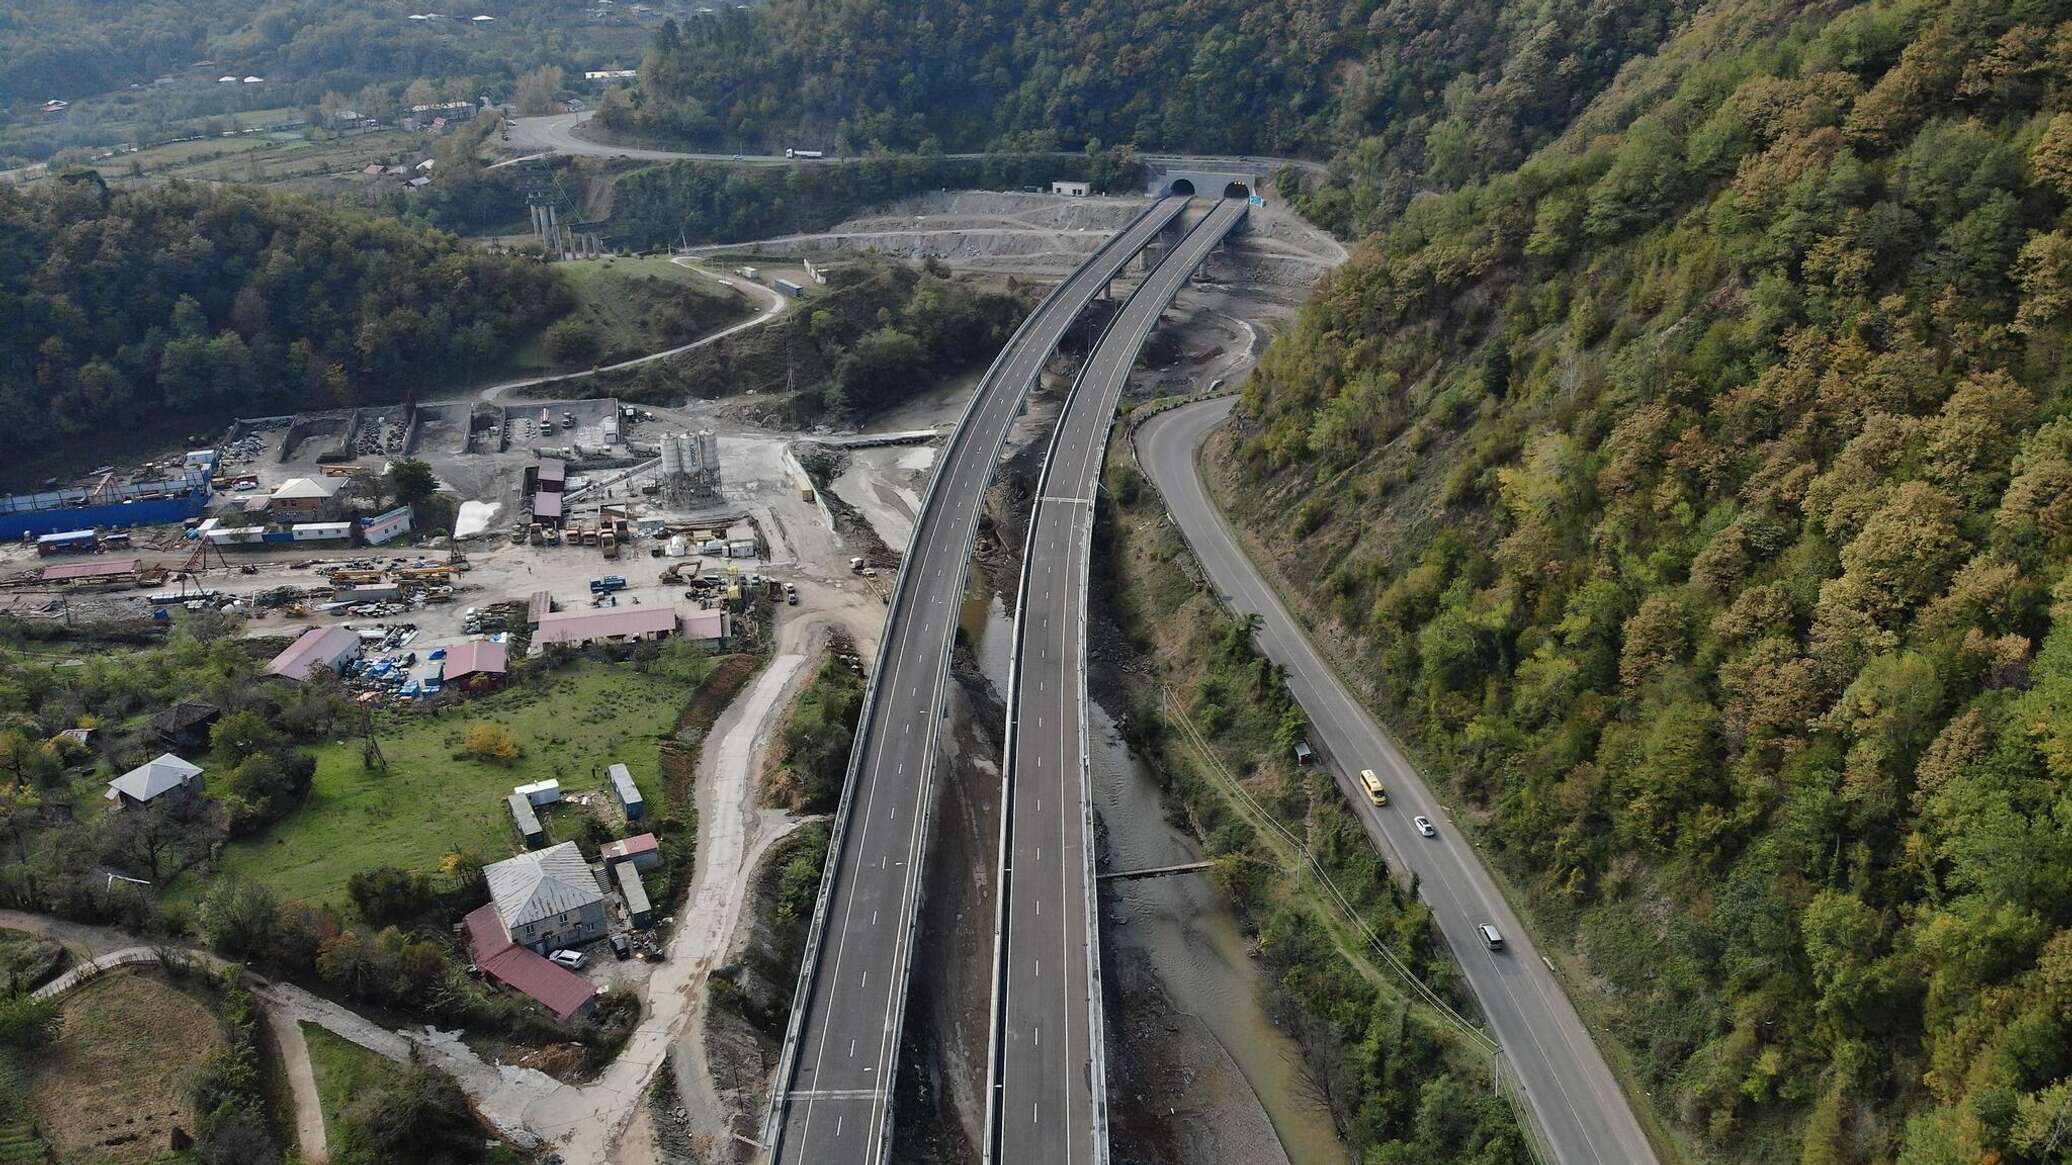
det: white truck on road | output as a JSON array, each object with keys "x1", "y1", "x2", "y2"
[{"x1": 784, "y1": 147, "x2": 824, "y2": 159}]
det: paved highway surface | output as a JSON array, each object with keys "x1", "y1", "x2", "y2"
[
  {"x1": 764, "y1": 195, "x2": 1193, "y2": 1165},
  {"x1": 988, "y1": 199, "x2": 1248, "y2": 1165},
  {"x1": 1136, "y1": 398, "x2": 1660, "y2": 1165}
]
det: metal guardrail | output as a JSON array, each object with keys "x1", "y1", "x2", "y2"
[
  {"x1": 984, "y1": 200, "x2": 1244, "y2": 1165},
  {"x1": 760, "y1": 196, "x2": 1180, "y2": 1165}
]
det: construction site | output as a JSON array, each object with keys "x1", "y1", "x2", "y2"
[
  {"x1": 0, "y1": 374, "x2": 932, "y2": 683},
  {"x1": 0, "y1": 181, "x2": 1338, "y2": 669}
]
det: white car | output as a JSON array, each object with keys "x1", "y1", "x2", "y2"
[
  {"x1": 1413, "y1": 815, "x2": 1436, "y2": 837},
  {"x1": 548, "y1": 949, "x2": 586, "y2": 970}
]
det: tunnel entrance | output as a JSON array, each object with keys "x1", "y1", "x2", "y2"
[
  {"x1": 1168, "y1": 178, "x2": 1196, "y2": 196},
  {"x1": 1223, "y1": 181, "x2": 1251, "y2": 199}
]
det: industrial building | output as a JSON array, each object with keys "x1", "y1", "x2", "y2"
[
  {"x1": 361, "y1": 505, "x2": 413, "y2": 545},
  {"x1": 37, "y1": 558, "x2": 143, "y2": 587},
  {"x1": 600, "y1": 832, "x2": 660, "y2": 872},
  {"x1": 0, "y1": 468, "x2": 212, "y2": 541},
  {"x1": 614, "y1": 862, "x2": 653, "y2": 929},
  {"x1": 484, "y1": 842, "x2": 607, "y2": 952},
  {"x1": 527, "y1": 607, "x2": 730, "y2": 651},
  {"x1": 607, "y1": 763, "x2": 644, "y2": 821},
  {"x1": 514, "y1": 779, "x2": 561, "y2": 806},
  {"x1": 532, "y1": 606, "x2": 677, "y2": 648},
  {"x1": 35, "y1": 530, "x2": 99, "y2": 556},
  {"x1": 442, "y1": 640, "x2": 508, "y2": 690},
  {"x1": 265, "y1": 626, "x2": 363, "y2": 681},
  {"x1": 532, "y1": 491, "x2": 563, "y2": 529},
  {"x1": 507, "y1": 792, "x2": 545, "y2": 848},
  {"x1": 660, "y1": 431, "x2": 721, "y2": 506},
  {"x1": 268, "y1": 477, "x2": 345, "y2": 519}
]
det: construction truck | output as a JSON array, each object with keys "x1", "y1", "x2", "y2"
[
  {"x1": 329, "y1": 569, "x2": 385, "y2": 586},
  {"x1": 600, "y1": 530, "x2": 619, "y2": 558},
  {"x1": 529, "y1": 523, "x2": 545, "y2": 545}
]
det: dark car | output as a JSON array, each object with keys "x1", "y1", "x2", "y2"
[{"x1": 610, "y1": 934, "x2": 631, "y2": 961}]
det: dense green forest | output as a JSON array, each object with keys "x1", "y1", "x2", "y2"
[
  {"x1": 0, "y1": 178, "x2": 566, "y2": 475},
  {"x1": 604, "y1": 0, "x2": 1703, "y2": 230},
  {"x1": 1216, "y1": 0, "x2": 2072, "y2": 1159},
  {"x1": 609, "y1": 149, "x2": 1143, "y2": 248}
]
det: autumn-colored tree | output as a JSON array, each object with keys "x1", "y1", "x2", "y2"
[{"x1": 460, "y1": 722, "x2": 522, "y2": 764}]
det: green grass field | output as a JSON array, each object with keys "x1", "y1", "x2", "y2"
[
  {"x1": 502, "y1": 256, "x2": 750, "y2": 371},
  {"x1": 303, "y1": 1024, "x2": 395, "y2": 1147},
  {"x1": 96, "y1": 129, "x2": 426, "y2": 189},
  {"x1": 197, "y1": 662, "x2": 681, "y2": 906}
]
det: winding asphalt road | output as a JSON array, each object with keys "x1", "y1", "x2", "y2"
[
  {"x1": 988, "y1": 198, "x2": 1248, "y2": 1165},
  {"x1": 475, "y1": 259, "x2": 788, "y2": 403},
  {"x1": 764, "y1": 196, "x2": 1193, "y2": 1165},
  {"x1": 1136, "y1": 398, "x2": 1659, "y2": 1165}
]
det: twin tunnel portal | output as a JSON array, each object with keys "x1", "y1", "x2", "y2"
[
  {"x1": 1164, "y1": 176, "x2": 1254, "y2": 199},
  {"x1": 764, "y1": 191, "x2": 1249, "y2": 1165}
]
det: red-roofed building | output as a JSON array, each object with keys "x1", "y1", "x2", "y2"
[
  {"x1": 39, "y1": 558, "x2": 140, "y2": 585},
  {"x1": 599, "y1": 832, "x2": 660, "y2": 872},
  {"x1": 533, "y1": 606, "x2": 678, "y2": 648},
  {"x1": 462, "y1": 904, "x2": 597, "y2": 1020},
  {"x1": 443, "y1": 640, "x2": 508, "y2": 690}
]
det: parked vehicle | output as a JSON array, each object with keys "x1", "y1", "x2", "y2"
[
  {"x1": 609, "y1": 935, "x2": 631, "y2": 961},
  {"x1": 548, "y1": 949, "x2": 586, "y2": 970}
]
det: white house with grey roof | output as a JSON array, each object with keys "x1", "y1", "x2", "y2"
[
  {"x1": 106, "y1": 753, "x2": 203, "y2": 808},
  {"x1": 483, "y1": 842, "x2": 606, "y2": 952}
]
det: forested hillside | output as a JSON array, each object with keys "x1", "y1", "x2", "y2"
[
  {"x1": 0, "y1": 179, "x2": 566, "y2": 468},
  {"x1": 606, "y1": 0, "x2": 1702, "y2": 230},
  {"x1": 1221, "y1": 0, "x2": 2072, "y2": 1159}
]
